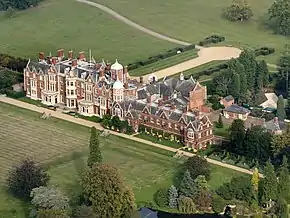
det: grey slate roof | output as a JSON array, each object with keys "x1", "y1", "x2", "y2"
[
  {"x1": 224, "y1": 95, "x2": 234, "y2": 102},
  {"x1": 265, "y1": 119, "x2": 286, "y2": 131},
  {"x1": 225, "y1": 104, "x2": 250, "y2": 114}
]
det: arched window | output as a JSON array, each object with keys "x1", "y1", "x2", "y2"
[{"x1": 187, "y1": 128, "x2": 194, "y2": 138}]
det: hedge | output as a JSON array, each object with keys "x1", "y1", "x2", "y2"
[
  {"x1": 127, "y1": 44, "x2": 195, "y2": 71},
  {"x1": 198, "y1": 35, "x2": 225, "y2": 46},
  {"x1": 254, "y1": 47, "x2": 275, "y2": 56}
]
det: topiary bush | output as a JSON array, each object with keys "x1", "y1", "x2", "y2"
[
  {"x1": 199, "y1": 35, "x2": 226, "y2": 46},
  {"x1": 254, "y1": 47, "x2": 275, "y2": 56}
]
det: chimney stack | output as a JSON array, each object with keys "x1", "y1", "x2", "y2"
[
  {"x1": 100, "y1": 69, "x2": 104, "y2": 78},
  {"x1": 193, "y1": 110, "x2": 200, "y2": 117},
  {"x1": 147, "y1": 96, "x2": 151, "y2": 103},
  {"x1": 158, "y1": 99, "x2": 163, "y2": 106},
  {"x1": 72, "y1": 59, "x2": 78, "y2": 67},
  {"x1": 96, "y1": 63, "x2": 101, "y2": 70},
  {"x1": 274, "y1": 117, "x2": 279, "y2": 123},
  {"x1": 51, "y1": 57, "x2": 57, "y2": 65},
  {"x1": 124, "y1": 83, "x2": 129, "y2": 89},
  {"x1": 39, "y1": 52, "x2": 44, "y2": 61},
  {"x1": 78, "y1": 51, "x2": 85, "y2": 61},
  {"x1": 57, "y1": 49, "x2": 64, "y2": 59},
  {"x1": 68, "y1": 50, "x2": 73, "y2": 59},
  {"x1": 170, "y1": 103, "x2": 176, "y2": 110}
]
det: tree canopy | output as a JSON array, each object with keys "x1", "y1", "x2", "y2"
[
  {"x1": 225, "y1": 0, "x2": 253, "y2": 22},
  {"x1": 87, "y1": 127, "x2": 102, "y2": 167},
  {"x1": 7, "y1": 158, "x2": 49, "y2": 199},
  {"x1": 81, "y1": 164, "x2": 135, "y2": 218},
  {"x1": 277, "y1": 95, "x2": 286, "y2": 121},
  {"x1": 184, "y1": 156, "x2": 211, "y2": 180},
  {"x1": 268, "y1": 0, "x2": 290, "y2": 36},
  {"x1": 0, "y1": 0, "x2": 43, "y2": 11}
]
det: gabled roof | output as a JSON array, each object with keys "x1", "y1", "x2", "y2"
[{"x1": 225, "y1": 104, "x2": 250, "y2": 114}]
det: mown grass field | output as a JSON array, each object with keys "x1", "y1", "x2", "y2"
[
  {"x1": 0, "y1": 102, "x2": 245, "y2": 217},
  {"x1": 129, "y1": 49, "x2": 198, "y2": 77},
  {"x1": 93, "y1": 0, "x2": 288, "y2": 64},
  {"x1": 0, "y1": 0, "x2": 175, "y2": 64}
]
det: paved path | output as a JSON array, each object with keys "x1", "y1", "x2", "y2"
[{"x1": 0, "y1": 96, "x2": 263, "y2": 177}]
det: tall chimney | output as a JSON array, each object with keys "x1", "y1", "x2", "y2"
[
  {"x1": 68, "y1": 50, "x2": 73, "y2": 59},
  {"x1": 124, "y1": 83, "x2": 129, "y2": 89},
  {"x1": 39, "y1": 52, "x2": 44, "y2": 61},
  {"x1": 100, "y1": 69, "x2": 104, "y2": 78},
  {"x1": 57, "y1": 49, "x2": 64, "y2": 58},
  {"x1": 51, "y1": 57, "x2": 57, "y2": 65},
  {"x1": 78, "y1": 51, "x2": 85, "y2": 61},
  {"x1": 72, "y1": 59, "x2": 78, "y2": 67}
]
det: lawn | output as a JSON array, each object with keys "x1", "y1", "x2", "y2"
[
  {"x1": 92, "y1": 0, "x2": 289, "y2": 64},
  {"x1": 213, "y1": 123, "x2": 230, "y2": 138},
  {"x1": 0, "y1": 0, "x2": 175, "y2": 64},
  {"x1": 129, "y1": 49, "x2": 198, "y2": 77},
  {"x1": 0, "y1": 102, "x2": 245, "y2": 217}
]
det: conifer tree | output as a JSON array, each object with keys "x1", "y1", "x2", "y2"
[
  {"x1": 230, "y1": 73, "x2": 241, "y2": 99},
  {"x1": 239, "y1": 70, "x2": 248, "y2": 99},
  {"x1": 168, "y1": 185, "x2": 178, "y2": 209},
  {"x1": 277, "y1": 95, "x2": 286, "y2": 121},
  {"x1": 278, "y1": 156, "x2": 290, "y2": 202},
  {"x1": 87, "y1": 127, "x2": 102, "y2": 167},
  {"x1": 179, "y1": 170, "x2": 195, "y2": 198},
  {"x1": 251, "y1": 168, "x2": 259, "y2": 193},
  {"x1": 216, "y1": 113, "x2": 224, "y2": 128},
  {"x1": 260, "y1": 160, "x2": 277, "y2": 203}
]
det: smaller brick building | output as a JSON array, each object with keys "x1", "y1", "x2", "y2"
[
  {"x1": 220, "y1": 95, "x2": 234, "y2": 108},
  {"x1": 223, "y1": 104, "x2": 250, "y2": 121}
]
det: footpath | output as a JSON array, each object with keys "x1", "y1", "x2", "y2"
[{"x1": 0, "y1": 96, "x2": 263, "y2": 177}]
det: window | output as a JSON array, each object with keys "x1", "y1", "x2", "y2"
[
  {"x1": 198, "y1": 133, "x2": 201, "y2": 139},
  {"x1": 150, "y1": 118, "x2": 154, "y2": 123},
  {"x1": 71, "y1": 82, "x2": 74, "y2": 86},
  {"x1": 206, "y1": 131, "x2": 209, "y2": 136},
  {"x1": 156, "y1": 119, "x2": 160, "y2": 125},
  {"x1": 187, "y1": 128, "x2": 194, "y2": 138},
  {"x1": 81, "y1": 83, "x2": 84, "y2": 88},
  {"x1": 71, "y1": 100, "x2": 74, "y2": 107},
  {"x1": 210, "y1": 130, "x2": 212, "y2": 135},
  {"x1": 67, "y1": 89, "x2": 69, "y2": 95},
  {"x1": 168, "y1": 123, "x2": 171, "y2": 128},
  {"x1": 83, "y1": 107, "x2": 85, "y2": 112},
  {"x1": 70, "y1": 90, "x2": 74, "y2": 95},
  {"x1": 67, "y1": 81, "x2": 69, "y2": 86}
]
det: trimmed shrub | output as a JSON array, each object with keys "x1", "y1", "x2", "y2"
[
  {"x1": 127, "y1": 44, "x2": 195, "y2": 71},
  {"x1": 254, "y1": 47, "x2": 275, "y2": 57},
  {"x1": 199, "y1": 35, "x2": 225, "y2": 46}
]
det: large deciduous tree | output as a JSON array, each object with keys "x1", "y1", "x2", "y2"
[
  {"x1": 178, "y1": 196, "x2": 196, "y2": 214},
  {"x1": 271, "y1": 133, "x2": 290, "y2": 156},
  {"x1": 7, "y1": 158, "x2": 50, "y2": 199},
  {"x1": 225, "y1": 0, "x2": 253, "y2": 22},
  {"x1": 0, "y1": 0, "x2": 43, "y2": 11},
  {"x1": 268, "y1": 0, "x2": 290, "y2": 36},
  {"x1": 228, "y1": 119, "x2": 245, "y2": 154},
  {"x1": 184, "y1": 156, "x2": 211, "y2": 180},
  {"x1": 30, "y1": 186, "x2": 70, "y2": 218},
  {"x1": 81, "y1": 164, "x2": 135, "y2": 218},
  {"x1": 87, "y1": 127, "x2": 102, "y2": 167}
]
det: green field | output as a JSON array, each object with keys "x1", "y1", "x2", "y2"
[
  {"x1": 0, "y1": 0, "x2": 175, "y2": 64},
  {"x1": 129, "y1": 49, "x2": 198, "y2": 76},
  {"x1": 0, "y1": 102, "x2": 246, "y2": 217},
  {"x1": 93, "y1": 0, "x2": 288, "y2": 64}
]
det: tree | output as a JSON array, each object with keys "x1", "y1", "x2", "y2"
[
  {"x1": 0, "y1": 0, "x2": 42, "y2": 11},
  {"x1": 212, "y1": 194, "x2": 227, "y2": 214},
  {"x1": 276, "y1": 197, "x2": 289, "y2": 218},
  {"x1": 228, "y1": 119, "x2": 245, "y2": 154},
  {"x1": 277, "y1": 156, "x2": 290, "y2": 202},
  {"x1": 179, "y1": 170, "x2": 195, "y2": 198},
  {"x1": 73, "y1": 205, "x2": 96, "y2": 218},
  {"x1": 194, "y1": 175, "x2": 209, "y2": 193},
  {"x1": 30, "y1": 186, "x2": 70, "y2": 218},
  {"x1": 260, "y1": 160, "x2": 277, "y2": 203},
  {"x1": 239, "y1": 70, "x2": 248, "y2": 100},
  {"x1": 87, "y1": 127, "x2": 102, "y2": 167},
  {"x1": 195, "y1": 188, "x2": 212, "y2": 211},
  {"x1": 184, "y1": 156, "x2": 211, "y2": 180},
  {"x1": 5, "y1": 6, "x2": 15, "y2": 18},
  {"x1": 251, "y1": 168, "x2": 260, "y2": 193},
  {"x1": 271, "y1": 133, "x2": 290, "y2": 156},
  {"x1": 229, "y1": 73, "x2": 241, "y2": 99},
  {"x1": 225, "y1": 0, "x2": 253, "y2": 22},
  {"x1": 168, "y1": 185, "x2": 178, "y2": 209},
  {"x1": 268, "y1": 0, "x2": 290, "y2": 36},
  {"x1": 81, "y1": 164, "x2": 135, "y2": 218},
  {"x1": 36, "y1": 209, "x2": 70, "y2": 218},
  {"x1": 7, "y1": 158, "x2": 49, "y2": 199},
  {"x1": 243, "y1": 126, "x2": 272, "y2": 163},
  {"x1": 154, "y1": 188, "x2": 169, "y2": 208},
  {"x1": 216, "y1": 114, "x2": 224, "y2": 128},
  {"x1": 277, "y1": 95, "x2": 286, "y2": 121},
  {"x1": 178, "y1": 196, "x2": 196, "y2": 214}
]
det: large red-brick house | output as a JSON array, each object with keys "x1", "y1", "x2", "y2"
[
  {"x1": 111, "y1": 75, "x2": 214, "y2": 149},
  {"x1": 23, "y1": 50, "x2": 213, "y2": 149},
  {"x1": 23, "y1": 49, "x2": 138, "y2": 117}
]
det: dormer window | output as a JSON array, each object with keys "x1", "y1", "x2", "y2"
[{"x1": 187, "y1": 128, "x2": 194, "y2": 138}]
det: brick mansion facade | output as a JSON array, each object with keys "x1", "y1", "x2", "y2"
[{"x1": 23, "y1": 49, "x2": 213, "y2": 149}]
